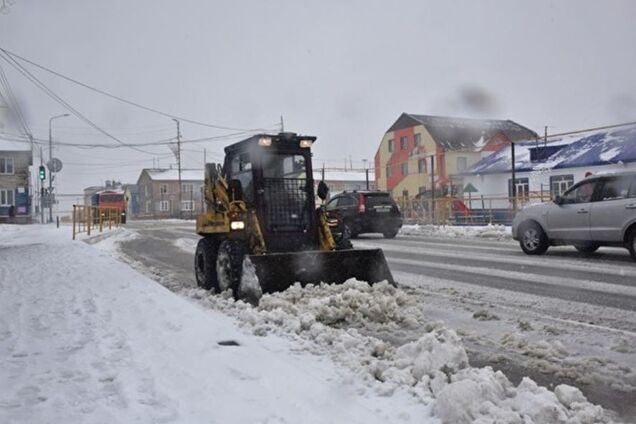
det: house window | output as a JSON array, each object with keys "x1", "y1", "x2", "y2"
[
  {"x1": 145, "y1": 200, "x2": 151, "y2": 213},
  {"x1": 401, "y1": 163, "x2": 408, "y2": 176},
  {"x1": 418, "y1": 159, "x2": 427, "y2": 174},
  {"x1": 0, "y1": 189, "x2": 14, "y2": 206},
  {"x1": 418, "y1": 186, "x2": 426, "y2": 194},
  {"x1": 400, "y1": 136, "x2": 408, "y2": 150},
  {"x1": 386, "y1": 165, "x2": 392, "y2": 177},
  {"x1": 159, "y1": 200, "x2": 170, "y2": 212},
  {"x1": 456, "y1": 157, "x2": 468, "y2": 172},
  {"x1": 550, "y1": 175, "x2": 574, "y2": 197},
  {"x1": 388, "y1": 139, "x2": 394, "y2": 152},
  {"x1": 414, "y1": 133, "x2": 421, "y2": 146},
  {"x1": 145, "y1": 185, "x2": 149, "y2": 196},
  {"x1": 0, "y1": 157, "x2": 14, "y2": 174},
  {"x1": 181, "y1": 200, "x2": 194, "y2": 211},
  {"x1": 160, "y1": 184, "x2": 168, "y2": 194},
  {"x1": 182, "y1": 183, "x2": 194, "y2": 193},
  {"x1": 402, "y1": 190, "x2": 409, "y2": 198},
  {"x1": 508, "y1": 178, "x2": 529, "y2": 200}
]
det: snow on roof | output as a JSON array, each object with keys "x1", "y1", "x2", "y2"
[
  {"x1": 388, "y1": 113, "x2": 538, "y2": 151},
  {"x1": 145, "y1": 168, "x2": 203, "y2": 181},
  {"x1": 467, "y1": 126, "x2": 636, "y2": 174}
]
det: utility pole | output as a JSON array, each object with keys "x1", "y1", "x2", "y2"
[
  {"x1": 173, "y1": 118, "x2": 182, "y2": 219},
  {"x1": 204, "y1": 148, "x2": 207, "y2": 167},
  {"x1": 280, "y1": 116, "x2": 284, "y2": 132},
  {"x1": 544, "y1": 125, "x2": 548, "y2": 148},
  {"x1": 39, "y1": 146, "x2": 44, "y2": 223},
  {"x1": 48, "y1": 113, "x2": 69, "y2": 223},
  {"x1": 430, "y1": 155, "x2": 435, "y2": 224}
]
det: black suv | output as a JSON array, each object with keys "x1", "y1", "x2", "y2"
[{"x1": 326, "y1": 191, "x2": 403, "y2": 238}]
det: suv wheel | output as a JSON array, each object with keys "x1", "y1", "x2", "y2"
[
  {"x1": 574, "y1": 243, "x2": 600, "y2": 254},
  {"x1": 628, "y1": 229, "x2": 636, "y2": 261},
  {"x1": 383, "y1": 228, "x2": 399, "y2": 239},
  {"x1": 519, "y1": 222, "x2": 549, "y2": 255}
]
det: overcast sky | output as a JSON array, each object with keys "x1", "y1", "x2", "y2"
[{"x1": 1, "y1": 0, "x2": 635, "y2": 202}]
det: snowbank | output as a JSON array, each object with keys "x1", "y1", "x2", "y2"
[
  {"x1": 400, "y1": 224, "x2": 512, "y2": 241},
  {"x1": 182, "y1": 281, "x2": 615, "y2": 424}
]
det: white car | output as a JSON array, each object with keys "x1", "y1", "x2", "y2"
[{"x1": 512, "y1": 171, "x2": 636, "y2": 260}]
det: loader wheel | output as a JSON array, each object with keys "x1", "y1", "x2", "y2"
[
  {"x1": 195, "y1": 237, "x2": 219, "y2": 291},
  {"x1": 216, "y1": 240, "x2": 245, "y2": 296},
  {"x1": 343, "y1": 221, "x2": 358, "y2": 239}
]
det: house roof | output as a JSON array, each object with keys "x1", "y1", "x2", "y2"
[
  {"x1": 466, "y1": 126, "x2": 636, "y2": 175},
  {"x1": 143, "y1": 168, "x2": 203, "y2": 181},
  {"x1": 387, "y1": 113, "x2": 538, "y2": 151}
]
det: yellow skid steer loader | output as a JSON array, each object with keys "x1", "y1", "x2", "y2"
[{"x1": 194, "y1": 132, "x2": 394, "y2": 301}]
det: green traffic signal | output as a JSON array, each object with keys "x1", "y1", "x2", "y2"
[{"x1": 38, "y1": 165, "x2": 46, "y2": 180}]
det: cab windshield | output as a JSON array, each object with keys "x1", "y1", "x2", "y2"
[{"x1": 262, "y1": 153, "x2": 307, "y2": 179}]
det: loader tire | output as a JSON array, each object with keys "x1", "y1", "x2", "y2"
[
  {"x1": 216, "y1": 240, "x2": 245, "y2": 297},
  {"x1": 195, "y1": 237, "x2": 220, "y2": 291}
]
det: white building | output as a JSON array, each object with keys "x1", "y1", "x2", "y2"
[{"x1": 460, "y1": 127, "x2": 636, "y2": 210}]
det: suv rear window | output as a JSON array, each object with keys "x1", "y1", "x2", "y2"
[{"x1": 364, "y1": 193, "x2": 395, "y2": 207}]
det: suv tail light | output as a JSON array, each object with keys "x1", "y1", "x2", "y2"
[{"x1": 357, "y1": 194, "x2": 366, "y2": 214}]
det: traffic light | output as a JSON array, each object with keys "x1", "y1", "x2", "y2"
[{"x1": 38, "y1": 165, "x2": 46, "y2": 180}]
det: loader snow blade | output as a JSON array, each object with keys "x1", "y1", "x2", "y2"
[{"x1": 247, "y1": 248, "x2": 395, "y2": 293}]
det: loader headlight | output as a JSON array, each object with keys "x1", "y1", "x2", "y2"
[
  {"x1": 299, "y1": 139, "x2": 313, "y2": 148},
  {"x1": 258, "y1": 137, "x2": 272, "y2": 146},
  {"x1": 230, "y1": 220, "x2": 245, "y2": 230}
]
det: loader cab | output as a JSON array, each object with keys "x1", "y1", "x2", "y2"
[{"x1": 223, "y1": 133, "x2": 318, "y2": 252}]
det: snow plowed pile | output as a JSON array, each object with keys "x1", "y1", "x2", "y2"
[
  {"x1": 400, "y1": 224, "x2": 512, "y2": 240},
  {"x1": 185, "y1": 281, "x2": 612, "y2": 424}
]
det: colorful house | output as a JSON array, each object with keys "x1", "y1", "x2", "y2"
[{"x1": 374, "y1": 113, "x2": 537, "y2": 198}]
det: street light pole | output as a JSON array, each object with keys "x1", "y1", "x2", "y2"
[{"x1": 48, "y1": 113, "x2": 69, "y2": 223}]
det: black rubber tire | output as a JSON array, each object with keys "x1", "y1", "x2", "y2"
[
  {"x1": 574, "y1": 243, "x2": 600, "y2": 254},
  {"x1": 383, "y1": 228, "x2": 399, "y2": 239},
  {"x1": 216, "y1": 240, "x2": 245, "y2": 296},
  {"x1": 518, "y1": 221, "x2": 549, "y2": 255},
  {"x1": 195, "y1": 237, "x2": 219, "y2": 291},
  {"x1": 627, "y1": 229, "x2": 636, "y2": 261}
]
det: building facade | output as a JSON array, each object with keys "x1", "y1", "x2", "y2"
[
  {"x1": 137, "y1": 169, "x2": 204, "y2": 219},
  {"x1": 374, "y1": 113, "x2": 537, "y2": 198},
  {"x1": 460, "y1": 126, "x2": 636, "y2": 209},
  {"x1": 0, "y1": 148, "x2": 32, "y2": 223}
]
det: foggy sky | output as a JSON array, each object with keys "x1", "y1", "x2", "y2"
[{"x1": 1, "y1": 0, "x2": 635, "y2": 204}]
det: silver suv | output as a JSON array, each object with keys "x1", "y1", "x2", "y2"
[{"x1": 512, "y1": 171, "x2": 636, "y2": 260}]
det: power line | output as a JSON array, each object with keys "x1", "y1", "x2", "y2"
[
  {"x1": 0, "y1": 50, "x2": 158, "y2": 155},
  {"x1": 0, "y1": 47, "x2": 277, "y2": 132},
  {"x1": 0, "y1": 60, "x2": 33, "y2": 142}
]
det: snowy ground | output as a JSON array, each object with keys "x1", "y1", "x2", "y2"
[{"x1": 1, "y1": 222, "x2": 620, "y2": 422}]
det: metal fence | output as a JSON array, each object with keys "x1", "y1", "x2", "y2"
[
  {"x1": 72, "y1": 205, "x2": 123, "y2": 240},
  {"x1": 396, "y1": 193, "x2": 552, "y2": 225}
]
